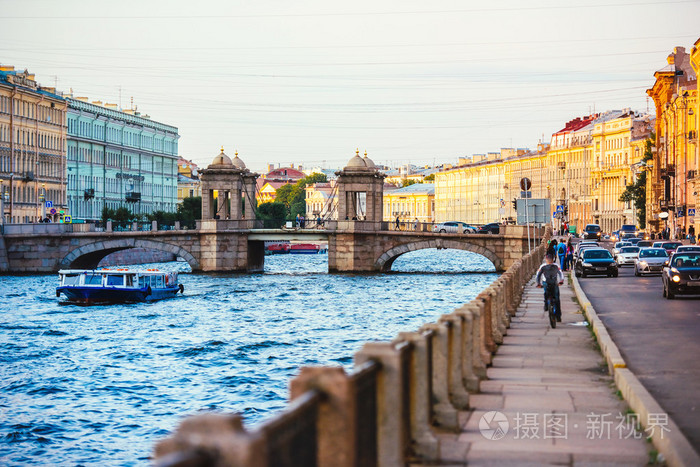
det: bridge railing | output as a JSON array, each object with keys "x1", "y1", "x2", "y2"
[{"x1": 153, "y1": 227, "x2": 552, "y2": 466}]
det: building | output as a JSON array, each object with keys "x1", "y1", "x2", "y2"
[
  {"x1": 66, "y1": 97, "x2": 180, "y2": 221},
  {"x1": 305, "y1": 181, "x2": 337, "y2": 220},
  {"x1": 383, "y1": 182, "x2": 435, "y2": 223},
  {"x1": 256, "y1": 164, "x2": 306, "y2": 205},
  {"x1": 0, "y1": 65, "x2": 68, "y2": 223},
  {"x1": 647, "y1": 44, "x2": 698, "y2": 239},
  {"x1": 177, "y1": 157, "x2": 201, "y2": 202}
]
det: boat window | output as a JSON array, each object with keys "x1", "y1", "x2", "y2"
[
  {"x1": 156, "y1": 275, "x2": 164, "y2": 288},
  {"x1": 106, "y1": 275, "x2": 124, "y2": 286},
  {"x1": 126, "y1": 275, "x2": 134, "y2": 287},
  {"x1": 84, "y1": 273, "x2": 103, "y2": 286},
  {"x1": 62, "y1": 274, "x2": 80, "y2": 286}
]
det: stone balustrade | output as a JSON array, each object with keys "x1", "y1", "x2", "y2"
[{"x1": 153, "y1": 228, "x2": 551, "y2": 467}]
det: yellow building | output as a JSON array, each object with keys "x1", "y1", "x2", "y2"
[
  {"x1": 305, "y1": 181, "x2": 337, "y2": 220},
  {"x1": 1, "y1": 65, "x2": 68, "y2": 223},
  {"x1": 383, "y1": 183, "x2": 435, "y2": 223},
  {"x1": 177, "y1": 157, "x2": 201, "y2": 202},
  {"x1": 647, "y1": 44, "x2": 698, "y2": 239},
  {"x1": 589, "y1": 110, "x2": 654, "y2": 234}
]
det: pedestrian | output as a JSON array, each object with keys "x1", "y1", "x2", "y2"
[
  {"x1": 296, "y1": 214, "x2": 300, "y2": 228},
  {"x1": 546, "y1": 239, "x2": 558, "y2": 258},
  {"x1": 413, "y1": 218, "x2": 419, "y2": 231},
  {"x1": 565, "y1": 237, "x2": 574, "y2": 271},
  {"x1": 395, "y1": 216, "x2": 400, "y2": 230},
  {"x1": 689, "y1": 225, "x2": 696, "y2": 244},
  {"x1": 556, "y1": 239, "x2": 567, "y2": 270}
]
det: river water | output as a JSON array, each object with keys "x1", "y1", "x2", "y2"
[{"x1": 0, "y1": 249, "x2": 498, "y2": 466}]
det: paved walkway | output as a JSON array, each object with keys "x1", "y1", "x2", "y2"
[{"x1": 413, "y1": 274, "x2": 650, "y2": 466}]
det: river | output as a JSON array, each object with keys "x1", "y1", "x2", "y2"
[{"x1": 0, "y1": 249, "x2": 498, "y2": 466}]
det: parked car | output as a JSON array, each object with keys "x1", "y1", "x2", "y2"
[
  {"x1": 582, "y1": 224, "x2": 602, "y2": 240},
  {"x1": 477, "y1": 223, "x2": 500, "y2": 234},
  {"x1": 662, "y1": 251, "x2": 700, "y2": 299},
  {"x1": 433, "y1": 221, "x2": 476, "y2": 234},
  {"x1": 634, "y1": 248, "x2": 668, "y2": 276},
  {"x1": 616, "y1": 246, "x2": 640, "y2": 267},
  {"x1": 575, "y1": 248, "x2": 618, "y2": 277}
]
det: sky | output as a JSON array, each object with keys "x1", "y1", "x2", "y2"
[{"x1": 2, "y1": 0, "x2": 699, "y2": 173}]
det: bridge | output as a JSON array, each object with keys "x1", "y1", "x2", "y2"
[
  {"x1": 0, "y1": 149, "x2": 541, "y2": 274},
  {"x1": 0, "y1": 220, "x2": 539, "y2": 274}
]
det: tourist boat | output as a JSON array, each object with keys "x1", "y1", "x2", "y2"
[
  {"x1": 264, "y1": 241, "x2": 291, "y2": 255},
  {"x1": 56, "y1": 268, "x2": 184, "y2": 304},
  {"x1": 289, "y1": 243, "x2": 328, "y2": 254}
]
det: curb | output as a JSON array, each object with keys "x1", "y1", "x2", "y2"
[{"x1": 570, "y1": 273, "x2": 700, "y2": 467}]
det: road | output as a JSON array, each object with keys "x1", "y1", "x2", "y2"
[{"x1": 576, "y1": 253, "x2": 700, "y2": 453}]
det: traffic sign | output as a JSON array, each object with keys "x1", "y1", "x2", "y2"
[
  {"x1": 45, "y1": 201, "x2": 53, "y2": 208},
  {"x1": 556, "y1": 205, "x2": 564, "y2": 213},
  {"x1": 521, "y1": 191, "x2": 532, "y2": 199},
  {"x1": 49, "y1": 208, "x2": 57, "y2": 215},
  {"x1": 64, "y1": 215, "x2": 72, "y2": 224},
  {"x1": 689, "y1": 208, "x2": 696, "y2": 217},
  {"x1": 520, "y1": 177, "x2": 532, "y2": 191}
]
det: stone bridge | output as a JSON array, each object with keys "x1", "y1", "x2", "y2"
[{"x1": 0, "y1": 221, "x2": 541, "y2": 274}]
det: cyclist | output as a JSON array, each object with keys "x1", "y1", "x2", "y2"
[{"x1": 536, "y1": 253, "x2": 564, "y2": 322}]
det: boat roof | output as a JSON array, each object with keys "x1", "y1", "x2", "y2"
[{"x1": 58, "y1": 268, "x2": 170, "y2": 275}]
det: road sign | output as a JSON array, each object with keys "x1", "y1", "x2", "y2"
[
  {"x1": 521, "y1": 191, "x2": 532, "y2": 199},
  {"x1": 520, "y1": 177, "x2": 532, "y2": 191},
  {"x1": 689, "y1": 208, "x2": 696, "y2": 217},
  {"x1": 64, "y1": 215, "x2": 72, "y2": 224},
  {"x1": 45, "y1": 201, "x2": 53, "y2": 208},
  {"x1": 50, "y1": 208, "x2": 57, "y2": 215},
  {"x1": 556, "y1": 205, "x2": 564, "y2": 213}
]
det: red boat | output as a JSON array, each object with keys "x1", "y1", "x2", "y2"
[
  {"x1": 265, "y1": 242, "x2": 290, "y2": 255},
  {"x1": 290, "y1": 243, "x2": 326, "y2": 254}
]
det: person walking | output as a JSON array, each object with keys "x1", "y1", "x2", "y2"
[
  {"x1": 565, "y1": 237, "x2": 574, "y2": 271},
  {"x1": 395, "y1": 216, "x2": 400, "y2": 230},
  {"x1": 556, "y1": 239, "x2": 567, "y2": 270},
  {"x1": 536, "y1": 253, "x2": 565, "y2": 322}
]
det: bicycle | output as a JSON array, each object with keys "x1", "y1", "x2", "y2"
[{"x1": 542, "y1": 282, "x2": 560, "y2": 329}]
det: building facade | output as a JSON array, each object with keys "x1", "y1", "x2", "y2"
[
  {"x1": 0, "y1": 65, "x2": 68, "y2": 223},
  {"x1": 647, "y1": 44, "x2": 698, "y2": 239},
  {"x1": 66, "y1": 97, "x2": 179, "y2": 221},
  {"x1": 177, "y1": 157, "x2": 201, "y2": 202},
  {"x1": 383, "y1": 182, "x2": 435, "y2": 223}
]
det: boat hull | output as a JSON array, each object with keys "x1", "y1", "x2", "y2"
[{"x1": 57, "y1": 286, "x2": 180, "y2": 304}]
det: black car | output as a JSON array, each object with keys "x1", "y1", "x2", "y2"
[
  {"x1": 582, "y1": 224, "x2": 602, "y2": 240},
  {"x1": 575, "y1": 248, "x2": 618, "y2": 278},
  {"x1": 477, "y1": 223, "x2": 500, "y2": 234},
  {"x1": 662, "y1": 252, "x2": 700, "y2": 299}
]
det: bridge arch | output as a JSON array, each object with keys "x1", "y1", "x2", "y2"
[
  {"x1": 375, "y1": 239, "x2": 502, "y2": 272},
  {"x1": 59, "y1": 238, "x2": 200, "y2": 270}
]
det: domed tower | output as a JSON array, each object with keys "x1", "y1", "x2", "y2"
[
  {"x1": 335, "y1": 149, "x2": 386, "y2": 225},
  {"x1": 199, "y1": 148, "x2": 258, "y2": 222}
]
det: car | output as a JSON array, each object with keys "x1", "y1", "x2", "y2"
[
  {"x1": 634, "y1": 248, "x2": 668, "y2": 276},
  {"x1": 433, "y1": 221, "x2": 476, "y2": 234},
  {"x1": 627, "y1": 237, "x2": 642, "y2": 245},
  {"x1": 616, "y1": 246, "x2": 640, "y2": 267},
  {"x1": 582, "y1": 224, "x2": 602, "y2": 240},
  {"x1": 477, "y1": 223, "x2": 500, "y2": 234},
  {"x1": 574, "y1": 241, "x2": 600, "y2": 260},
  {"x1": 575, "y1": 248, "x2": 619, "y2": 278},
  {"x1": 652, "y1": 241, "x2": 664, "y2": 248},
  {"x1": 611, "y1": 230, "x2": 620, "y2": 242},
  {"x1": 662, "y1": 251, "x2": 700, "y2": 299},
  {"x1": 675, "y1": 245, "x2": 700, "y2": 253},
  {"x1": 612, "y1": 241, "x2": 632, "y2": 256},
  {"x1": 637, "y1": 240, "x2": 653, "y2": 248},
  {"x1": 658, "y1": 241, "x2": 683, "y2": 255},
  {"x1": 619, "y1": 224, "x2": 639, "y2": 237}
]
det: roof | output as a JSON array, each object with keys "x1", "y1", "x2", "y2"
[
  {"x1": 264, "y1": 167, "x2": 305, "y2": 180},
  {"x1": 0, "y1": 67, "x2": 64, "y2": 101},
  {"x1": 388, "y1": 183, "x2": 435, "y2": 195}
]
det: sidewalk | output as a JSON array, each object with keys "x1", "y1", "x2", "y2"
[{"x1": 413, "y1": 274, "x2": 650, "y2": 466}]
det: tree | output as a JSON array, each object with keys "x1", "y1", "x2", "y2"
[
  {"x1": 177, "y1": 196, "x2": 201, "y2": 229},
  {"x1": 271, "y1": 173, "x2": 328, "y2": 220},
  {"x1": 619, "y1": 139, "x2": 653, "y2": 228},
  {"x1": 256, "y1": 202, "x2": 288, "y2": 227},
  {"x1": 101, "y1": 206, "x2": 135, "y2": 229},
  {"x1": 401, "y1": 179, "x2": 418, "y2": 187},
  {"x1": 423, "y1": 173, "x2": 435, "y2": 182}
]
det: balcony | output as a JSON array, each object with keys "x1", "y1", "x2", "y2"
[
  {"x1": 23, "y1": 171, "x2": 34, "y2": 182},
  {"x1": 688, "y1": 170, "x2": 697, "y2": 180},
  {"x1": 125, "y1": 192, "x2": 141, "y2": 203},
  {"x1": 84, "y1": 188, "x2": 95, "y2": 200}
]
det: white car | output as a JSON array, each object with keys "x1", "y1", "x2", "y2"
[
  {"x1": 616, "y1": 246, "x2": 640, "y2": 267},
  {"x1": 612, "y1": 241, "x2": 632, "y2": 256},
  {"x1": 634, "y1": 248, "x2": 669, "y2": 276},
  {"x1": 433, "y1": 221, "x2": 477, "y2": 234}
]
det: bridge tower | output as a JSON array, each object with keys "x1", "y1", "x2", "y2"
[
  {"x1": 200, "y1": 148, "x2": 258, "y2": 223},
  {"x1": 336, "y1": 150, "x2": 386, "y2": 229}
]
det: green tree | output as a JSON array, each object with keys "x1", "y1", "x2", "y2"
[
  {"x1": 101, "y1": 206, "x2": 135, "y2": 229},
  {"x1": 423, "y1": 173, "x2": 435, "y2": 182},
  {"x1": 256, "y1": 202, "x2": 288, "y2": 228},
  {"x1": 177, "y1": 196, "x2": 201, "y2": 229},
  {"x1": 619, "y1": 139, "x2": 653, "y2": 228},
  {"x1": 401, "y1": 179, "x2": 418, "y2": 187},
  {"x1": 272, "y1": 173, "x2": 328, "y2": 220}
]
